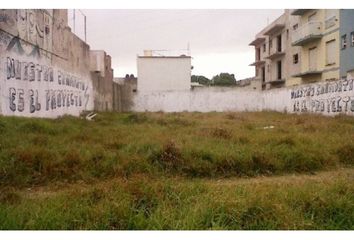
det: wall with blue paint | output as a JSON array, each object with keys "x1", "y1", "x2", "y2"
[{"x1": 340, "y1": 9, "x2": 354, "y2": 77}]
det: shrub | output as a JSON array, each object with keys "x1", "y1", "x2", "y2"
[
  {"x1": 210, "y1": 128, "x2": 232, "y2": 139},
  {"x1": 251, "y1": 151, "x2": 275, "y2": 175},
  {"x1": 337, "y1": 144, "x2": 354, "y2": 165},
  {"x1": 124, "y1": 113, "x2": 148, "y2": 124},
  {"x1": 149, "y1": 141, "x2": 184, "y2": 172},
  {"x1": 0, "y1": 188, "x2": 21, "y2": 205},
  {"x1": 19, "y1": 120, "x2": 58, "y2": 135},
  {"x1": 239, "y1": 204, "x2": 280, "y2": 229}
]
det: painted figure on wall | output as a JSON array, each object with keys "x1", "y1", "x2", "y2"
[{"x1": 5, "y1": 9, "x2": 53, "y2": 59}]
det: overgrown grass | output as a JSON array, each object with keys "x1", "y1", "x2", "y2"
[
  {"x1": 0, "y1": 169, "x2": 353, "y2": 230},
  {"x1": 0, "y1": 111, "x2": 353, "y2": 229}
]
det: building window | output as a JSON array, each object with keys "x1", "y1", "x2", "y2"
[
  {"x1": 256, "y1": 47, "x2": 261, "y2": 61},
  {"x1": 277, "y1": 34, "x2": 282, "y2": 52},
  {"x1": 326, "y1": 40, "x2": 336, "y2": 65},
  {"x1": 341, "y1": 34, "x2": 347, "y2": 49},
  {"x1": 277, "y1": 61, "x2": 282, "y2": 80},
  {"x1": 293, "y1": 24, "x2": 298, "y2": 30},
  {"x1": 309, "y1": 47, "x2": 317, "y2": 71},
  {"x1": 293, "y1": 54, "x2": 299, "y2": 64},
  {"x1": 351, "y1": 32, "x2": 354, "y2": 47},
  {"x1": 263, "y1": 43, "x2": 266, "y2": 52},
  {"x1": 269, "y1": 39, "x2": 272, "y2": 50}
]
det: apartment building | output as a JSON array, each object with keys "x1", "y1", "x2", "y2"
[
  {"x1": 291, "y1": 9, "x2": 341, "y2": 83},
  {"x1": 249, "y1": 10, "x2": 302, "y2": 90},
  {"x1": 250, "y1": 9, "x2": 354, "y2": 90}
]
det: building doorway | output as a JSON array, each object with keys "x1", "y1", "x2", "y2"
[
  {"x1": 309, "y1": 47, "x2": 317, "y2": 71},
  {"x1": 277, "y1": 61, "x2": 282, "y2": 80},
  {"x1": 277, "y1": 34, "x2": 282, "y2": 52}
]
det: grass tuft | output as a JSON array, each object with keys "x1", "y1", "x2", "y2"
[{"x1": 337, "y1": 144, "x2": 354, "y2": 165}]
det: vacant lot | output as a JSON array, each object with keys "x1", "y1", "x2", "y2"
[{"x1": 0, "y1": 112, "x2": 353, "y2": 229}]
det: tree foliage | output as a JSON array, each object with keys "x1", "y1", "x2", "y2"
[
  {"x1": 191, "y1": 75, "x2": 211, "y2": 85},
  {"x1": 211, "y1": 73, "x2": 236, "y2": 86}
]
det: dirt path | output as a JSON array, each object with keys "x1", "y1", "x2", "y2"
[
  {"x1": 208, "y1": 167, "x2": 354, "y2": 186},
  {"x1": 17, "y1": 167, "x2": 354, "y2": 200}
]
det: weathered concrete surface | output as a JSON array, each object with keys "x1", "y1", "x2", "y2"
[
  {"x1": 137, "y1": 56, "x2": 191, "y2": 92},
  {"x1": 1, "y1": 54, "x2": 92, "y2": 118},
  {"x1": 0, "y1": 10, "x2": 93, "y2": 118},
  {"x1": 131, "y1": 79, "x2": 354, "y2": 116},
  {"x1": 0, "y1": 9, "x2": 113, "y2": 118},
  {"x1": 114, "y1": 76, "x2": 137, "y2": 112},
  {"x1": 91, "y1": 51, "x2": 114, "y2": 111}
]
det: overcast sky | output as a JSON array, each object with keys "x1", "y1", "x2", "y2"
[{"x1": 68, "y1": 9, "x2": 284, "y2": 80}]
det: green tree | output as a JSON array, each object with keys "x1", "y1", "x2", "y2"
[
  {"x1": 212, "y1": 73, "x2": 236, "y2": 86},
  {"x1": 191, "y1": 75, "x2": 211, "y2": 85}
]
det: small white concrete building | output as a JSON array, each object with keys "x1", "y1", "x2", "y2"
[{"x1": 137, "y1": 54, "x2": 192, "y2": 92}]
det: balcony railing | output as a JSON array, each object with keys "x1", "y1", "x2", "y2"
[
  {"x1": 266, "y1": 46, "x2": 285, "y2": 60},
  {"x1": 292, "y1": 69, "x2": 323, "y2": 78},
  {"x1": 292, "y1": 22, "x2": 323, "y2": 46},
  {"x1": 249, "y1": 37, "x2": 265, "y2": 46},
  {"x1": 268, "y1": 79, "x2": 285, "y2": 85},
  {"x1": 291, "y1": 9, "x2": 311, "y2": 16},
  {"x1": 249, "y1": 60, "x2": 265, "y2": 66},
  {"x1": 325, "y1": 16, "x2": 336, "y2": 29}
]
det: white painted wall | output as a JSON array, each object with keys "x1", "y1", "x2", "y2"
[
  {"x1": 0, "y1": 53, "x2": 93, "y2": 118},
  {"x1": 137, "y1": 56, "x2": 191, "y2": 92},
  {"x1": 0, "y1": 9, "x2": 95, "y2": 118},
  {"x1": 131, "y1": 79, "x2": 354, "y2": 116}
]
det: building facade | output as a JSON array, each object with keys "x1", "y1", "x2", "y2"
[
  {"x1": 250, "y1": 9, "x2": 354, "y2": 90},
  {"x1": 235, "y1": 77, "x2": 262, "y2": 91},
  {"x1": 90, "y1": 50, "x2": 114, "y2": 111},
  {"x1": 249, "y1": 10, "x2": 302, "y2": 90},
  {"x1": 137, "y1": 52, "x2": 191, "y2": 92},
  {"x1": 339, "y1": 9, "x2": 354, "y2": 78},
  {"x1": 291, "y1": 9, "x2": 341, "y2": 83},
  {"x1": 114, "y1": 75, "x2": 137, "y2": 112}
]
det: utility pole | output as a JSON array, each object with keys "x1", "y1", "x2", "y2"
[
  {"x1": 73, "y1": 9, "x2": 76, "y2": 33},
  {"x1": 84, "y1": 14, "x2": 87, "y2": 42}
]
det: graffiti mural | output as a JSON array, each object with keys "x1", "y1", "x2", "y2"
[
  {"x1": 1, "y1": 9, "x2": 94, "y2": 118},
  {"x1": 0, "y1": 31, "x2": 12, "y2": 52},
  {"x1": 2, "y1": 55, "x2": 92, "y2": 117},
  {"x1": 290, "y1": 78, "x2": 354, "y2": 115}
]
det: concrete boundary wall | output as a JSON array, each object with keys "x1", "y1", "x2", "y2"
[
  {"x1": 0, "y1": 53, "x2": 93, "y2": 118},
  {"x1": 0, "y1": 10, "x2": 95, "y2": 118},
  {"x1": 132, "y1": 78, "x2": 354, "y2": 116}
]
